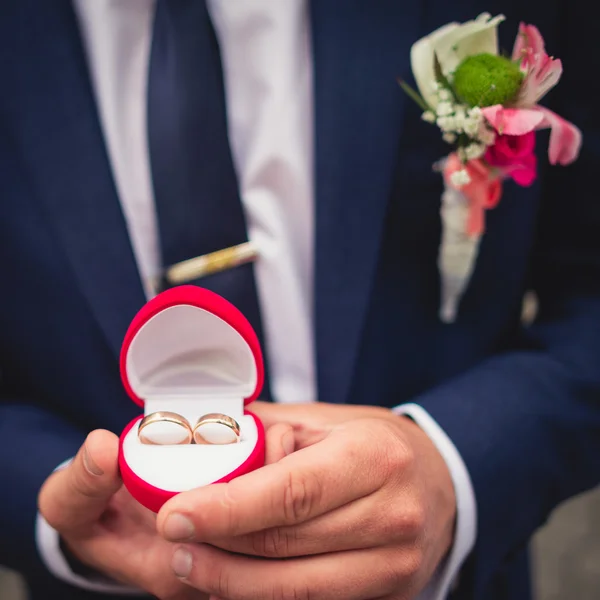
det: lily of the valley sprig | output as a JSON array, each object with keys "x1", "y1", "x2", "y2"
[{"x1": 400, "y1": 13, "x2": 582, "y2": 322}]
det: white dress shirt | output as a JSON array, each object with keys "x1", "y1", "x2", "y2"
[{"x1": 36, "y1": 1, "x2": 476, "y2": 598}]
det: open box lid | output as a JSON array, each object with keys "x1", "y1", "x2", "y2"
[{"x1": 120, "y1": 286, "x2": 264, "y2": 407}]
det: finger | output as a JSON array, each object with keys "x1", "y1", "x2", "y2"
[
  {"x1": 264, "y1": 422, "x2": 295, "y2": 465},
  {"x1": 206, "y1": 489, "x2": 422, "y2": 558},
  {"x1": 249, "y1": 401, "x2": 340, "y2": 434},
  {"x1": 170, "y1": 542, "x2": 416, "y2": 600},
  {"x1": 80, "y1": 531, "x2": 207, "y2": 600},
  {"x1": 246, "y1": 401, "x2": 276, "y2": 427},
  {"x1": 38, "y1": 429, "x2": 121, "y2": 536},
  {"x1": 157, "y1": 420, "x2": 391, "y2": 541},
  {"x1": 250, "y1": 401, "x2": 398, "y2": 431},
  {"x1": 248, "y1": 401, "x2": 302, "y2": 429}
]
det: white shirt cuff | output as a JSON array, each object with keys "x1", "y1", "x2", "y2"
[
  {"x1": 393, "y1": 403, "x2": 477, "y2": 600},
  {"x1": 35, "y1": 458, "x2": 146, "y2": 595}
]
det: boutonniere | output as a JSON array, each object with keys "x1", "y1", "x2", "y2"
[{"x1": 400, "y1": 13, "x2": 582, "y2": 322}]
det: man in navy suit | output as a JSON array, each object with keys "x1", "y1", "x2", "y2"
[{"x1": 1, "y1": 1, "x2": 599, "y2": 599}]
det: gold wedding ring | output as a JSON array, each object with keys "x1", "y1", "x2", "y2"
[
  {"x1": 193, "y1": 413, "x2": 241, "y2": 445},
  {"x1": 138, "y1": 411, "x2": 242, "y2": 445},
  {"x1": 138, "y1": 411, "x2": 193, "y2": 445}
]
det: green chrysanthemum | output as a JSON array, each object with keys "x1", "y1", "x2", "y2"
[{"x1": 452, "y1": 53, "x2": 523, "y2": 107}]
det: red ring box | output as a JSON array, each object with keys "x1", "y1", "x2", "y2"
[{"x1": 118, "y1": 285, "x2": 266, "y2": 513}]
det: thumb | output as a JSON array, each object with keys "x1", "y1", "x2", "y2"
[
  {"x1": 249, "y1": 401, "x2": 291, "y2": 429},
  {"x1": 38, "y1": 429, "x2": 121, "y2": 537}
]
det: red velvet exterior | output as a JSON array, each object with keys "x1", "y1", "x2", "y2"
[{"x1": 120, "y1": 285, "x2": 265, "y2": 407}]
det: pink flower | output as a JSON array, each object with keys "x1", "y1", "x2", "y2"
[
  {"x1": 512, "y1": 23, "x2": 563, "y2": 106},
  {"x1": 485, "y1": 132, "x2": 538, "y2": 186},
  {"x1": 444, "y1": 153, "x2": 503, "y2": 236},
  {"x1": 480, "y1": 23, "x2": 582, "y2": 169},
  {"x1": 482, "y1": 104, "x2": 582, "y2": 165}
]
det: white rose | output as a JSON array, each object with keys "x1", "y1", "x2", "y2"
[{"x1": 411, "y1": 13, "x2": 505, "y2": 108}]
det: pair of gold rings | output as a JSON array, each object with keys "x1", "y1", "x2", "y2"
[{"x1": 138, "y1": 412, "x2": 241, "y2": 446}]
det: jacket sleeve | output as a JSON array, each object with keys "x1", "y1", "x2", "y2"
[
  {"x1": 412, "y1": 10, "x2": 600, "y2": 593},
  {"x1": 0, "y1": 398, "x2": 145, "y2": 599},
  {"x1": 0, "y1": 399, "x2": 84, "y2": 574}
]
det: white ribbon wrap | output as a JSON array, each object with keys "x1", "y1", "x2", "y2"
[{"x1": 438, "y1": 184, "x2": 481, "y2": 322}]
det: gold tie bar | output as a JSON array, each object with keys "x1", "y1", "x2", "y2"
[{"x1": 163, "y1": 241, "x2": 259, "y2": 286}]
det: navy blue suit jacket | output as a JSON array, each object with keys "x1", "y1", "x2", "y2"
[{"x1": 1, "y1": 1, "x2": 599, "y2": 599}]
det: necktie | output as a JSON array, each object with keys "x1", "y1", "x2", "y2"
[{"x1": 147, "y1": 0, "x2": 272, "y2": 400}]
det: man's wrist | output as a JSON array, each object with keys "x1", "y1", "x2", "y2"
[
  {"x1": 397, "y1": 412, "x2": 457, "y2": 559},
  {"x1": 35, "y1": 457, "x2": 145, "y2": 595},
  {"x1": 393, "y1": 403, "x2": 477, "y2": 599}
]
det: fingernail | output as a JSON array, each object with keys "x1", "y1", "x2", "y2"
[
  {"x1": 82, "y1": 445, "x2": 103, "y2": 476},
  {"x1": 164, "y1": 513, "x2": 195, "y2": 541},
  {"x1": 282, "y1": 430, "x2": 295, "y2": 456},
  {"x1": 171, "y1": 547, "x2": 193, "y2": 579}
]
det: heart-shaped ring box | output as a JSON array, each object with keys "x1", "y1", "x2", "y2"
[{"x1": 118, "y1": 285, "x2": 266, "y2": 513}]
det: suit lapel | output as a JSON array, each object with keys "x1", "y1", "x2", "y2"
[
  {"x1": 4, "y1": 0, "x2": 146, "y2": 357},
  {"x1": 311, "y1": 0, "x2": 422, "y2": 404}
]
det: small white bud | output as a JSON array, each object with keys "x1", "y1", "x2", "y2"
[
  {"x1": 437, "y1": 116, "x2": 456, "y2": 132},
  {"x1": 454, "y1": 105, "x2": 467, "y2": 121},
  {"x1": 438, "y1": 88, "x2": 452, "y2": 101},
  {"x1": 465, "y1": 143, "x2": 486, "y2": 160},
  {"x1": 463, "y1": 119, "x2": 480, "y2": 137},
  {"x1": 450, "y1": 169, "x2": 471, "y2": 187},
  {"x1": 436, "y1": 101, "x2": 454, "y2": 117}
]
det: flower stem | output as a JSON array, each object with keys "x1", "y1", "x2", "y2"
[{"x1": 397, "y1": 78, "x2": 431, "y2": 112}]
